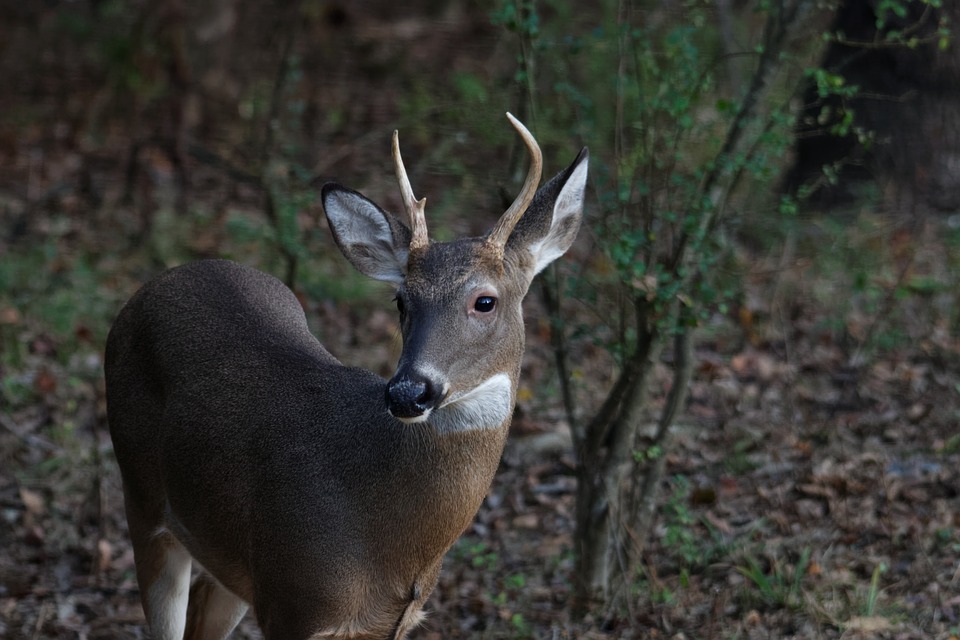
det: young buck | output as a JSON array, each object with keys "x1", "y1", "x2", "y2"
[{"x1": 105, "y1": 113, "x2": 588, "y2": 640}]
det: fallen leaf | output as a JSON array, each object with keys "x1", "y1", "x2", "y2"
[
  {"x1": 844, "y1": 616, "x2": 893, "y2": 633},
  {"x1": 33, "y1": 368, "x2": 57, "y2": 394},
  {"x1": 512, "y1": 514, "x2": 539, "y2": 529},
  {"x1": 98, "y1": 539, "x2": 113, "y2": 573},
  {"x1": 0, "y1": 306, "x2": 20, "y2": 324},
  {"x1": 844, "y1": 616, "x2": 892, "y2": 632},
  {"x1": 19, "y1": 487, "x2": 45, "y2": 516},
  {"x1": 24, "y1": 525, "x2": 45, "y2": 546}
]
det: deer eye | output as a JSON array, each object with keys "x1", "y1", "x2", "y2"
[{"x1": 474, "y1": 296, "x2": 497, "y2": 313}]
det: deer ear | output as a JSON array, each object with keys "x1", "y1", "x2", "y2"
[
  {"x1": 321, "y1": 183, "x2": 411, "y2": 284},
  {"x1": 508, "y1": 148, "x2": 588, "y2": 275}
]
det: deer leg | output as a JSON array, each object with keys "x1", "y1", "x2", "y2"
[
  {"x1": 128, "y1": 522, "x2": 191, "y2": 640},
  {"x1": 184, "y1": 572, "x2": 249, "y2": 640}
]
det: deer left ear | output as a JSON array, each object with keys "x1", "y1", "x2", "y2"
[
  {"x1": 508, "y1": 148, "x2": 588, "y2": 275},
  {"x1": 321, "y1": 183, "x2": 412, "y2": 284}
]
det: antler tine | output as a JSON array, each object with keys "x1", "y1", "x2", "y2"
[
  {"x1": 486, "y1": 112, "x2": 543, "y2": 253},
  {"x1": 392, "y1": 130, "x2": 428, "y2": 251}
]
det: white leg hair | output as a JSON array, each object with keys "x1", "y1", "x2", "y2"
[
  {"x1": 184, "y1": 572, "x2": 249, "y2": 640},
  {"x1": 138, "y1": 530, "x2": 192, "y2": 640}
]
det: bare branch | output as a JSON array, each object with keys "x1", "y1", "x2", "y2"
[{"x1": 539, "y1": 271, "x2": 580, "y2": 446}]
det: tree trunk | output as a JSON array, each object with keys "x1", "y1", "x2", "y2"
[{"x1": 573, "y1": 302, "x2": 665, "y2": 613}]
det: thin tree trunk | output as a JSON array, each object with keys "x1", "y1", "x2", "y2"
[
  {"x1": 629, "y1": 312, "x2": 695, "y2": 550},
  {"x1": 574, "y1": 297, "x2": 664, "y2": 610}
]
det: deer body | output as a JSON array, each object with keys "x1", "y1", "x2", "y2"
[{"x1": 105, "y1": 115, "x2": 587, "y2": 640}]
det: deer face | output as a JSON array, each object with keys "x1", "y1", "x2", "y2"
[
  {"x1": 384, "y1": 239, "x2": 530, "y2": 431},
  {"x1": 322, "y1": 114, "x2": 588, "y2": 433}
]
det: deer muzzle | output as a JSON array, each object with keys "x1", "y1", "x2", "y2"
[{"x1": 385, "y1": 368, "x2": 445, "y2": 422}]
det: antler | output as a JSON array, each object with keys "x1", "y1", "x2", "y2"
[
  {"x1": 485, "y1": 113, "x2": 543, "y2": 254},
  {"x1": 392, "y1": 130, "x2": 428, "y2": 251}
]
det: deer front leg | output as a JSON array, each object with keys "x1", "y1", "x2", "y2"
[
  {"x1": 184, "y1": 572, "x2": 249, "y2": 640},
  {"x1": 127, "y1": 523, "x2": 191, "y2": 640}
]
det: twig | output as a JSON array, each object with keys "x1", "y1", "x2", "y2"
[
  {"x1": 671, "y1": 0, "x2": 810, "y2": 274},
  {"x1": 829, "y1": 3, "x2": 938, "y2": 50},
  {"x1": 187, "y1": 142, "x2": 262, "y2": 188},
  {"x1": 630, "y1": 311, "x2": 695, "y2": 538},
  {"x1": 0, "y1": 413, "x2": 60, "y2": 453},
  {"x1": 653, "y1": 313, "x2": 694, "y2": 444},
  {"x1": 31, "y1": 602, "x2": 52, "y2": 640},
  {"x1": 849, "y1": 222, "x2": 917, "y2": 366},
  {"x1": 259, "y1": 31, "x2": 296, "y2": 190},
  {"x1": 539, "y1": 270, "x2": 579, "y2": 443},
  {"x1": 259, "y1": 29, "x2": 300, "y2": 287}
]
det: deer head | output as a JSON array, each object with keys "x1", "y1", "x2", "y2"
[{"x1": 322, "y1": 114, "x2": 588, "y2": 433}]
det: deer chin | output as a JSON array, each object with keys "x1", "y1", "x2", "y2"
[
  {"x1": 429, "y1": 373, "x2": 512, "y2": 433},
  {"x1": 394, "y1": 411, "x2": 432, "y2": 425}
]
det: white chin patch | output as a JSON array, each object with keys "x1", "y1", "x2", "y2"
[
  {"x1": 394, "y1": 410, "x2": 432, "y2": 425},
  {"x1": 429, "y1": 373, "x2": 512, "y2": 433}
]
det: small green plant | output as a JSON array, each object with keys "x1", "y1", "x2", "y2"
[
  {"x1": 639, "y1": 575, "x2": 676, "y2": 606},
  {"x1": 933, "y1": 528, "x2": 960, "y2": 554},
  {"x1": 451, "y1": 539, "x2": 500, "y2": 571},
  {"x1": 662, "y1": 476, "x2": 700, "y2": 568},
  {"x1": 724, "y1": 437, "x2": 762, "y2": 475},
  {"x1": 737, "y1": 547, "x2": 812, "y2": 610},
  {"x1": 633, "y1": 444, "x2": 663, "y2": 464},
  {"x1": 1, "y1": 374, "x2": 35, "y2": 408},
  {"x1": 864, "y1": 562, "x2": 887, "y2": 617},
  {"x1": 659, "y1": 476, "x2": 730, "y2": 572},
  {"x1": 485, "y1": 571, "x2": 533, "y2": 638},
  {"x1": 939, "y1": 433, "x2": 960, "y2": 455},
  {"x1": 509, "y1": 612, "x2": 532, "y2": 638},
  {"x1": 503, "y1": 573, "x2": 526, "y2": 590}
]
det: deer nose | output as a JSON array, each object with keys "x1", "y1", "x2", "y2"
[{"x1": 385, "y1": 370, "x2": 441, "y2": 420}]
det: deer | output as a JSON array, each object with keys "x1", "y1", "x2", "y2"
[{"x1": 104, "y1": 113, "x2": 588, "y2": 640}]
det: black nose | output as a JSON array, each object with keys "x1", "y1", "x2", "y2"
[{"x1": 385, "y1": 370, "x2": 440, "y2": 419}]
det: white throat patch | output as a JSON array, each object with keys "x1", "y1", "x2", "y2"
[{"x1": 429, "y1": 373, "x2": 512, "y2": 433}]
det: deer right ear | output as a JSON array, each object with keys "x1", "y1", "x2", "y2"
[
  {"x1": 322, "y1": 184, "x2": 412, "y2": 284},
  {"x1": 506, "y1": 148, "x2": 588, "y2": 276}
]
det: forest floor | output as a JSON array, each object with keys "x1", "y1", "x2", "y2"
[{"x1": 2, "y1": 4, "x2": 960, "y2": 639}]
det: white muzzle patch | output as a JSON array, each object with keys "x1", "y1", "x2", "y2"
[{"x1": 429, "y1": 373, "x2": 512, "y2": 433}]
